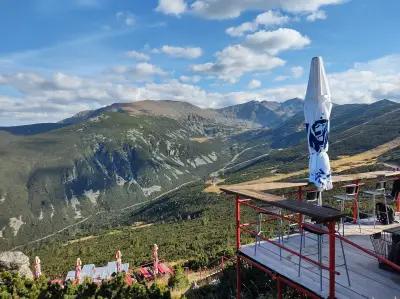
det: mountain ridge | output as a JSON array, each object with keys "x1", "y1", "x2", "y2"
[{"x1": 2, "y1": 98, "x2": 304, "y2": 135}]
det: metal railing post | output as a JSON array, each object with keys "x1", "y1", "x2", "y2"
[
  {"x1": 297, "y1": 186, "x2": 303, "y2": 228},
  {"x1": 236, "y1": 255, "x2": 241, "y2": 299},
  {"x1": 236, "y1": 194, "x2": 241, "y2": 299},
  {"x1": 236, "y1": 195, "x2": 241, "y2": 250},
  {"x1": 352, "y1": 179, "x2": 360, "y2": 224}
]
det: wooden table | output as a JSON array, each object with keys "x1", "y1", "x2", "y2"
[
  {"x1": 221, "y1": 171, "x2": 400, "y2": 221},
  {"x1": 221, "y1": 187, "x2": 345, "y2": 223}
]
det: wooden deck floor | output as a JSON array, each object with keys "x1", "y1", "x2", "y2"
[{"x1": 239, "y1": 223, "x2": 400, "y2": 298}]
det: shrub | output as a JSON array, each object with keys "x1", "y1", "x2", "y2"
[
  {"x1": 0, "y1": 271, "x2": 171, "y2": 299},
  {"x1": 168, "y1": 266, "x2": 189, "y2": 290}
]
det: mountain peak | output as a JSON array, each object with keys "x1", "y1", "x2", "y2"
[{"x1": 107, "y1": 100, "x2": 219, "y2": 120}]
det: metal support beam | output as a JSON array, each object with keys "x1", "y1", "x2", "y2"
[
  {"x1": 236, "y1": 194, "x2": 241, "y2": 299},
  {"x1": 236, "y1": 194, "x2": 241, "y2": 250},
  {"x1": 277, "y1": 277, "x2": 283, "y2": 299},
  {"x1": 236, "y1": 255, "x2": 241, "y2": 299},
  {"x1": 328, "y1": 221, "x2": 336, "y2": 299},
  {"x1": 396, "y1": 193, "x2": 400, "y2": 213},
  {"x1": 239, "y1": 254, "x2": 320, "y2": 299}
]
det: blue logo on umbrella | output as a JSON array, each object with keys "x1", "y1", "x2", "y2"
[{"x1": 308, "y1": 118, "x2": 329, "y2": 153}]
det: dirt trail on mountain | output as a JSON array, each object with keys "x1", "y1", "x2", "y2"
[{"x1": 218, "y1": 137, "x2": 400, "y2": 189}]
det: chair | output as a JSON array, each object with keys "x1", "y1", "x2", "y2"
[
  {"x1": 301, "y1": 190, "x2": 322, "y2": 247},
  {"x1": 298, "y1": 222, "x2": 351, "y2": 291},
  {"x1": 362, "y1": 181, "x2": 389, "y2": 227},
  {"x1": 306, "y1": 190, "x2": 320, "y2": 205},
  {"x1": 254, "y1": 210, "x2": 284, "y2": 260},
  {"x1": 333, "y1": 184, "x2": 362, "y2": 235}
]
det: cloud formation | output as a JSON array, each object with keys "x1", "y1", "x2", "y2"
[
  {"x1": 1, "y1": 55, "x2": 400, "y2": 125},
  {"x1": 245, "y1": 28, "x2": 310, "y2": 55},
  {"x1": 116, "y1": 11, "x2": 135, "y2": 26},
  {"x1": 156, "y1": 0, "x2": 187, "y2": 15},
  {"x1": 306, "y1": 10, "x2": 327, "y2": 21},
  {"x1": 111, "y1": 62, "x2": 166, "y2": 80},
  {"x1": 157, "y1": 0, "x2": 344, "y2": 19},
  {"x1": 226, "y1": 10, "x2": 290, "y2": 37},
  {"x1": 192, "y1": 44, "x2": 285, "y2": 83},
  {"x1": 192, "y1": 28, "x2": 309, "y2": 82},
  {"x1": 248, "y1": 79, "x2": 262, "y2": 89},
  {"x1": 125, "y1": 50, "x2": 150, "y2": 61},
  {"x1": 158, "y1": 45, "x2": 203, "y2": 59}
]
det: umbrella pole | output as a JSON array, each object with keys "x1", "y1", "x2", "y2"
[{"x1": 318, "y1": 190, "x2": 323, "y2": 206}]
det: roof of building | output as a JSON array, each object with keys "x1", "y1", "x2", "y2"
[{"x1": 65, "y1": 261, "x2": 129, "y2": 282}]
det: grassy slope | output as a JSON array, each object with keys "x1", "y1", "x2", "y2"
[
  {"x1": 224, "y1": 136, "x2": 400, "y2": 186},
  {"x1": 224, "y1": 101, "x2": 400, "y2": 185}
]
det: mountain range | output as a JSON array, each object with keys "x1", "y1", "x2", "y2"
[{"x1": 0, "y1": 98, "x2": 399, "y2": 249}]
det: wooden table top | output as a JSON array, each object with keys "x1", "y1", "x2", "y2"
[
  {"x1": 221, "y1": 171, "x2": 400, "y2": 192},
  {"x1": 220, "y1": 186, "x2": 344, "y2": 222}
]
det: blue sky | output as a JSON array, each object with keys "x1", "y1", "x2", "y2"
[{"x1": 0, "y1": 0, "x2": 400, "y2": 125}]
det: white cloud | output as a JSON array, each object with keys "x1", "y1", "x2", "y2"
[
  {"x1": 156, "y1": 0, "x2": 187, "y2": 16},
  {"x1": 1, "y1": 55, "x2": 400, "y2": 126},
  {"x1": 189, "y1": 0, "x2": 344, "y2": 20},
  {"x1": 116, "y1": 11, "x2": 135, "y2": 26},
  {"x1": 274, "y1": 66, "x2": 304, "y2": 81},
  {"x1": 192, "y1": 44, "x2": 285, "y2": 83},
  {"x1": 248, "y1": 79, "x2": 262, "y2": 89},
  {"x1": 0, "y1": 73, "x2": 140, "y2": 124},
  {"x1": 226, "y1": 10, "x2": 290, "y2": 37},
  {"x1": 328, "y1": 55, "x2": 400, "y2": 104},
  {"x1": 226, "y1": 22, "x2": 257, "y2": 38},
  {"x1": 194, "y1": 28, "x2": 309, "y2": 82},
  {"x1": 140, "y1": 80, "x2": 210, "y2": 107},
  {"x1": 112, "y1": 62, "x2": 166, "y2": 79},
  {"x1": 291, "y1": 66, "x2": 304, "y2": 78},
  {"x1": 269, "y1": 55, "x2": 400, "y2": 104},
  {"x1": 179, "y1": 75, "x2": 201, "y2": 83},
  {"x1": 306, "y1": 10, "x2": 327, "y2": 21},
  {"x1": 159, "y1": 45, "x2": 203, "y2": 59},
  {"x1": 256, "y1": 10, "x2": 290, "y2": 26},
  {"x1": 125, "y1": 50, "x2": 150, "y2": 61},
  {"x1": 274, "y1": 75, "x2": 288, "y2": 81},
  {"x1": 245, "y1": 28, "x2": 310, "y2": 55}
]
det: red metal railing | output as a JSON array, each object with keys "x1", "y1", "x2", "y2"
[
  {"x1": 235, "y1": 195, "x2": 338, "y2": 298},
  {"x1": 240, "y1": 226, "x2": 340, "y2": 274},
  {"x1": 235, "y1": 194, "x2": 400, "y2": 299}
]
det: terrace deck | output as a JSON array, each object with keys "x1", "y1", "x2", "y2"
[
  {"x1": 222, "y1": 170, "x2": 400, "y2": 298},
  {"x1": 240, "y1": 223, "x2": 400, "y2": 298}
]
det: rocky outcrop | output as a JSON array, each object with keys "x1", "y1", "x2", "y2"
[{"x1": 0, "y1": 251, "x2": 33, "y2": 279}]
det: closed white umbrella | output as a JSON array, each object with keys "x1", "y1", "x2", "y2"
[
  {"x1": 304, "y1": 56, "x2": 333, "y2": 196},
  {"x1": 115, "y1": 250, "x2": 122, "y2": 273},
  {"x1": 34, "y1": 256, "x2": 41, "y2": 279},
  {"x1": 152, "y1": 244, "x2": 159, "y2": 275}
]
